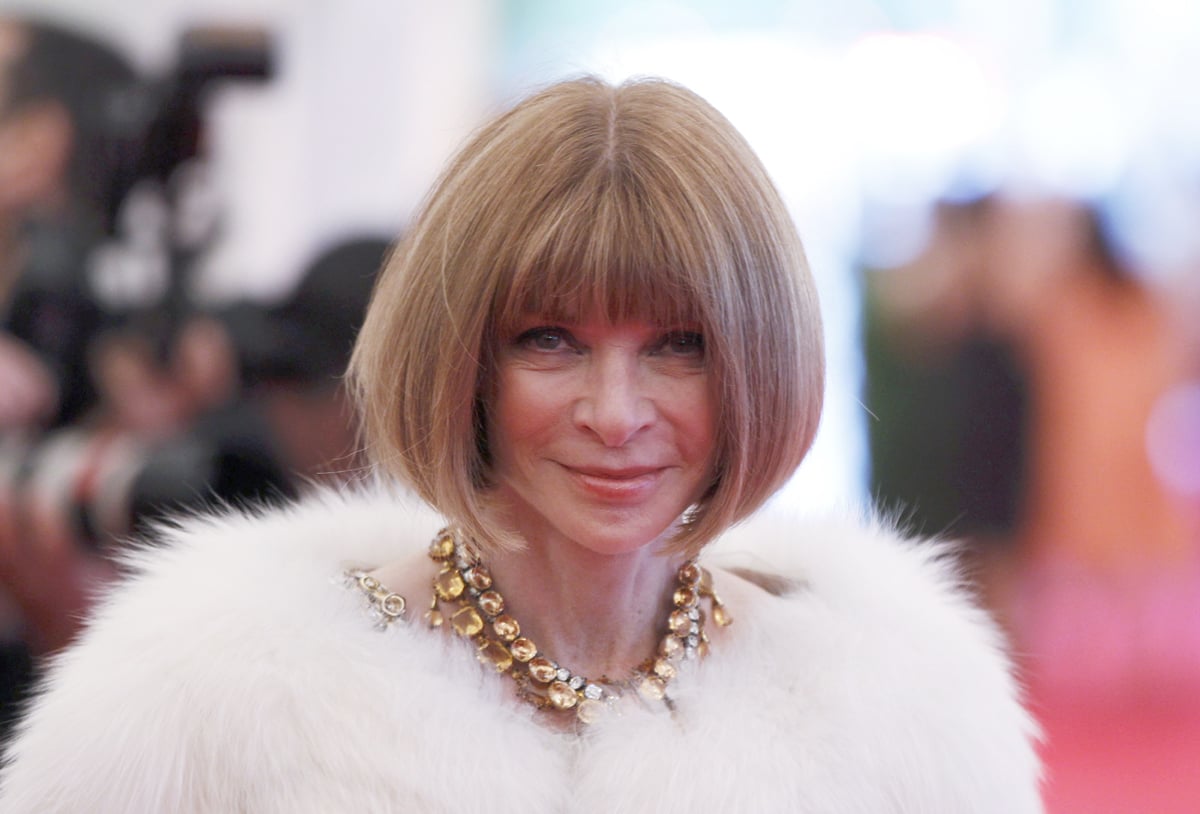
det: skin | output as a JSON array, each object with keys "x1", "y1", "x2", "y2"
[{"x1": 481, "y1": 315, "x2": 717, "y2": 680}]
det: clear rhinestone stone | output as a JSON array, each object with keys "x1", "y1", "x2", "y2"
[
  {"x1": 568, "y1": 675, "x2": 585, "y2": 690},
  {"x1": 555, "y1": 667, "x2": 571, "y2": 682},
  {"x1": 583, "y1": 683, "x2": 603, "y2": 700}
]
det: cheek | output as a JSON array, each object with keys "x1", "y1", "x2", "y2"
[
  {"x1": 488, "y1": 369, "x2": 556, "y2": 466},
  {"x1": 691, "y1": 406, "x2": 719, "y2": 466},
  {"x1": 667, "y1": 379, "x2": 719, "y2": 464}
]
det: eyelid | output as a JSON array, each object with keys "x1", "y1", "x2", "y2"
[
  {"x1": 514, "y1": 325, "x2": 575, "y2": 350},
  {"x1": 659, "y1": 329, "x2": 704, "y2": 351}
]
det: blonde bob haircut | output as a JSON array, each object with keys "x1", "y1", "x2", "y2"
[{"x1": 349, "y1": 76, "x2": 824, "y2": 556}]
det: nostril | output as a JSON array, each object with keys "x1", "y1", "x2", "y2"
[{"x1": 578, "y1": 390, "x2": 653, "y2": 448}]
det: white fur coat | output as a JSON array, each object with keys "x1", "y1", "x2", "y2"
[{"x1": 0, "y1": 488, "x2": 1041, "y2": 813}]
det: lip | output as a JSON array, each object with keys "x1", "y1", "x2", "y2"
[
  {"x1": 569, "y1": 465, "x2": 662, "y2": 479},
  {"x1": 563, "y1": 464, "x2": 666, "y2": 501}
]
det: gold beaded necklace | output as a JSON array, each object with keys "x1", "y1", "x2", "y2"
[{"x1": 422, "y1": 526, "x2": 732, "y2": 724}]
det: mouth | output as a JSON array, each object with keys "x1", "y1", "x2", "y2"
[
  {"x1": 569, "y1": 465, "x2": 662, "y2": 479},
  {"x1": 563, "y1": 464, "x2": 666, "y2": 500}
]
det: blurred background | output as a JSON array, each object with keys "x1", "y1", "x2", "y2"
[{"x1": 1, "y1": 0, "x2": 1197, "y2": 810}]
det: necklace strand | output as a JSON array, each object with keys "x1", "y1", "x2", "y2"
[
  {"x1": 345, "y1": 527, "x2": 732, "y2": 724},
  {"x1": 426, "y1": 526, "x2": 730, "y2": 723}
]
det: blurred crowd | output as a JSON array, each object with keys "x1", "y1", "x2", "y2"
[
  {"x1": 864, "y1": 194, "x2": 1200, "y2": 811},
  {"x1": 2, "y1": 9, "x2": 1198, "y2": 810},
  {"x1": 866, "y1": 195, "x2": 1200, "y2": 574},
  {"x1": 0, "y1": 14, "x2": 388, "y2": 738}
]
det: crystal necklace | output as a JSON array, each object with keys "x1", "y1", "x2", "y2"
[{"x1": 417, "y1": 526, "x2": 732, "y2": 724}]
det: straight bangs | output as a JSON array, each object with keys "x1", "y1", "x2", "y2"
[
  {"x1": 355, "y1": 76, "x2": 822, "y2": 558},
  {"x1": 487, "y1": 165, "x2": 721, "y2": 340}
]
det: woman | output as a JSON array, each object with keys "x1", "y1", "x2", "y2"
[{"x1": 0, "y1": 77, "x2": 1041, "y2": 812}]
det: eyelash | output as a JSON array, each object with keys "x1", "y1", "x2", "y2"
[
  {"x1": 513, "y1": 327, "x2": 704, "y2": 358},
  {"x1": 658, "y1": 331, "x2": 705, "y2": 357},
  {"x1": 515, "y1": 327, "x2": 572, "y2": 351}
]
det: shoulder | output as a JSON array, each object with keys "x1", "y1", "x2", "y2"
[
  {"x1": 0, "y1": 483, "x2": 448, "y2": 812},
  {"x1": 710, "y1": 506, "x2": 1015, "y2": 667},
  {"x1": 121, "y1": 480, "x2": 445, "y2": 579},
  {"x1": 80, "y1": 482, "x2": 447, "y2": 677},
  {"x1": 700, "y1": 507, "x2": 1042, "y2": 811}
]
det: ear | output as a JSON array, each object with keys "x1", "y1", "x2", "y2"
[{"x1": 0, "y1": 100, "x2": 74, "y2": 210}]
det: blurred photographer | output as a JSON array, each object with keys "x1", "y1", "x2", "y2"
[
  {"x1": 219, "y1": 235, "x2": 389, "y2": 486},
  {"x1": 0, "y1": 13, "x2": 141, "y2": 737},
  {"x1": 0, "y1": 14, "x2": 137, "y2": 430},
  {"x1": 0, "y1": 13, "x2": 282, "y2": 741}
]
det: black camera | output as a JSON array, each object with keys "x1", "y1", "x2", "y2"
[{"x1": 0, "y1": 25, "x2": 291, "y2": 551}]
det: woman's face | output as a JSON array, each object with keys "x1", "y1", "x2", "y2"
[{"x1": 488, "y1": 315, "x2": 717, "y2": 557}]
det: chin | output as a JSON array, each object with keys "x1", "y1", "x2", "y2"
[{"x1": 551, "y1": 511, "x2": 681, "y2": 558}]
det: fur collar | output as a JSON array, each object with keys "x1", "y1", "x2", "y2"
[{"x1": 1, "y1": 486, "x2": 1041, "y2": 813}]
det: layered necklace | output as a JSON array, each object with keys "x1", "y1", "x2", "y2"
[{"x1": 350, "y1": 526, "x2": 732, "y2": 724}]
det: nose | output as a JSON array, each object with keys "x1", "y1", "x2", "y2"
[{"x1": 574, "y1": 354, "x2": 653, "y2": 447}]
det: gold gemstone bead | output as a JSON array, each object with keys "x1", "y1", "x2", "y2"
[
  {"x1": 673, "y1": 586, "x2": 698, "y2": 609},
  {"x1": 493, "y1": 615, "x2": 521, "y2": 642},
  {"x1": 451, "y1": 605, "x2": 483, "y2": 637},
  {"x1": 477, "y1": 589, "x2": 504, "y2": 616},
  {"x1": 509, "y1": 637, "x2": 537, "y2": 661},
  {"x1": 712, "y1": 603, "x2": 732, "y2": 627},
  {"x1": 637, "y1": 675, "x2": 667, "y2": 701},
  {"x1": 429, "y1": 534, "x2": 455, "y2": 560},
  {"x1": 668, "y1": 609, "x2": 692, "y2": 634},
  {"x1": 413, "y1": 527, "x2": 720, "y2": 727},
  {"x1": 576, "y1": 698, "x2": 604, "y2": 724},
  {"x1": 528, "y1": 657, "x2": 557, "y2": 683},
  {"x1": 477, "y1": 639, "x2": 513, "y2": 672},
  {"x1": 465, "y1": 566, "x2": 493, "y2": 591},
  {"x1": 547, "y1": 680, "x2": 578, "y2": 709},
  {"x1": 434, "y1": 568, "x2": 465, "y2": 601}
]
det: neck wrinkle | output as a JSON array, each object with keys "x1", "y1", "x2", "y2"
[{"x1": 483, "y1": 534, "x2": 683, "y2": 681}]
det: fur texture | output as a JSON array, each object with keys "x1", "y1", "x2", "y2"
[{"x1": 0, "y1": 488, "x2": 1041, "y2": 812}]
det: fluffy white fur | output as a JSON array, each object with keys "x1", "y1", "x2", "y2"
[{"x1": 0, "y1": 487, "x2": 1042, "y2": 813}]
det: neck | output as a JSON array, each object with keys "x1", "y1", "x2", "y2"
[{"x1": 484, "y1": 533, "x2": 684, "y2": 681}]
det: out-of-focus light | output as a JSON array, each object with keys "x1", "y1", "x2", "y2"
[
  {"x1": 1146, "y1": 383, "x2": 1200, "y2": 497},
  {"x1": 1105, "y1": 157, "x2": 1200, "y2": 283},
  {"x1": 840, "y1": 32, "x2": 1004, "y2": 203},
  {"x1": 858, "y1": 200, "x2": 935, "y2": 270},
  {"x1": 1012, "y1": 62, "x2": 1131, "y2": 197}
]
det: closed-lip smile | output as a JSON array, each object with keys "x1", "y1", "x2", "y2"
[
  {"x1": 568, "y1": 465, "x2": 662, "y2": 479},
  {"x1": 562, "y1": 464, "x2": 667, "y2": 500}
]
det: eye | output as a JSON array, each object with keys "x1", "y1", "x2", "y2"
[
  {"x1": 514, "y1": 326, "x2": 571, "y2": 352},
  {"x1": 658, "y1": 330, "x2": 705, "y2": 358}
]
